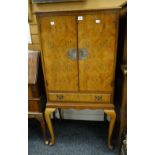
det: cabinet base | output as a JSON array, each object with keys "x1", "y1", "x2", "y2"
[{"x1": 44, "y1": 104, "x2": 116, "y2": 149}]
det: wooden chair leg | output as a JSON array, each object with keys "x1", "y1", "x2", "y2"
[
  {"x1": 38, "y1": 116, "x2": 48, "y2": 145},
  {"x1": 29, "y1": 112, "x2": 48, "y2": 144},
  {"x1": 104, "y1": 109, "x2": 116, "y2": 149},
  {"x1": 45, "y1": 108, "x2": 56, "y2": 146}
]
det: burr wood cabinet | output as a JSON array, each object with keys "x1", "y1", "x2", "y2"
[
  {"x1": 28, "y1": 50, "x2": 47, "y2": 144},
  {"x1": 36, "y1": 7, "x2": 120, "y2": 149}
]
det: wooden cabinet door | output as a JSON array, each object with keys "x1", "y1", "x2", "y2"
[
  {"x1": 78, "y1": 13, "x2": 118, "y2": 92},
  {"x1": 40, "y1": 15, "x2": 78, "y2": 92}
]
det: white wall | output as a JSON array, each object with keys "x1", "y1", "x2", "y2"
[{"x1": 55, "y1": 109, "x2": 104, "y2": 121}]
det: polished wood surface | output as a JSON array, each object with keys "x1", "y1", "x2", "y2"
[
  {"x1": 32, "y1": 0, "x2": 127, "y2": 13},
  {"x1": 40, "y1": 15, "x2": 78, "y2": 92},
  {"x1": 28, "y1": 50, "x2": 39, "y2": 84},
  {"x1": 104, "y1": 109, "x2": 116, "y2": 149},
  {"x1": 36, "y1": 7, "x2": 120, "y2": 148},
  {"x1": 28, "y1": 86, "x2": 33, "y2": 98},
  {"x1": 46, "y1": 102, "x2": 114, "y2": 109},
  {"x1": 45, "y1": 108, "x2": 56, "y2": 145},
  {"x1": 28, "y1": 50, "x2": 47, "y2": 144},
  {"x1": 48, "y1": 92, "x2": 111, "y2": 103},
  {"x1": 28, "y1": 85, "x2": 39, "y2": 98},
  {"x1": 78, "y1": 13, "x2": 118, "y2": 92},
  {"x1": 28, "y1": 99, "x2": 40, "y2": 112}
]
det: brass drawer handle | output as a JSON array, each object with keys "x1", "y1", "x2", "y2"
[
  {"x1": 67, "y1": 48, "x2": 77, "y2": 60},
  {"x1": 95, "y1": 96, "x2": 103, "y2": 101},
  {"x1": 56, "y1": 95, "x2": 64, "y2": 100},
  {"x1": 79, "y1": 48, "x2": 89, "y2": 60}
]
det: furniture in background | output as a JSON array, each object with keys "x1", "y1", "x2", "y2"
[
  {"x1": 33, "y1": 0, "x2": 127, "y2": 149},
  {"x1": 118, "y1": 65, "x2": 127, "y2": 150},
  {"x1": 114, "y1": 5, "x2": 127, "y2": 152},
  {"x1": 120, "y1": 134, "x2": 127, "y2": 155},
  {"x1": 118, "y1": 9, "x2": 127, "y2": 150},
  {"x1": 28, "y1": 50, "x2": 47, "y2": 144}
]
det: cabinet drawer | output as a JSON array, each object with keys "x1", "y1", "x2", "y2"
[
  {"x1": 28, "y1": 99, "x2": 40, "y2": 112},
  {"x1": 48, "y1": 93, "x2": 111, "y2": 103}
]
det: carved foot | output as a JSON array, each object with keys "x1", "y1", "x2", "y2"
[
  {"x1": 104, "y1": 109, "x2": 116, "y2": 149},
  {"x1": 45, "y1": 108, "x2": 56, "y2": 146}
]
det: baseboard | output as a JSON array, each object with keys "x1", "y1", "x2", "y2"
[{"x1": 54, "y1": 109, "x2": 104, "y2": 121}]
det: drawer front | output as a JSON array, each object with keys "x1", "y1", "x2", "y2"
[
  {"x1": 28, "y1": 100, "x2": 40, "y2": 112},
  {"x1": 48, "y1": 93, "x2": 111, "y2": 103}
]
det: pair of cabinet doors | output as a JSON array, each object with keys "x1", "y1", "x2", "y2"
[{"x1": 39, "y1": 12, "x2": 118, "y2": 94}]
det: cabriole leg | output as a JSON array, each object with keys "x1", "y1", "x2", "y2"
[
  {"x1": 45, "y1": 108, "x2": 56, "y2": 145},
  {"x1": 104, "y1": 109, "x2": 116, "y2": 149}
]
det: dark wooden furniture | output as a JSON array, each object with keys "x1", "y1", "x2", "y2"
[
  {"x1": 120, "y1": 134, "x2": 127, "y2": 155},
  {"x1": 114, "y1": 5, "x2": 127, "y2": 152},
  {"x1": 28, "y1": 50, "x2": 47, "y2": 144},
  {"x1": 118, "y1": 7, "x2": 127, "y2": 149},
  {"x1": 34, "y1": 0, "x2": 127, "y2": 149},
  {"x1": 118, "y1": 65, "x2": 127, "y2": 145}
]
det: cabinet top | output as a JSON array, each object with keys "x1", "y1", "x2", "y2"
[{"x1": 32, "y1": 0, "x2": 127, "y2": 13}]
